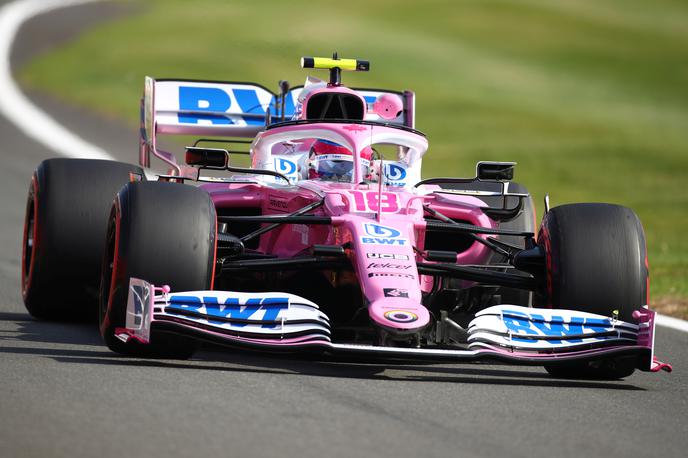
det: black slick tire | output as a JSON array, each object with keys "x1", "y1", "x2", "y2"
[
  {"x1": 538, "y1": 203, "x2": 649, "y2": 379},
  {"x1": 21, "y1": 158, "x2": 144, "y2": 320},
  {"x1": 99, "y1": 181, "x2": 217, "y2": 359}
]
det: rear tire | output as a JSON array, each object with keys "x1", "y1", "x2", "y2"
[
  {"x1": 22, "y1": 158, "x2": 144, "y2": 320},
  {"x1": 99, "y1": 181, "x2": 216, "y2": 358},
  {"x1": 538, "y1": 203, "x2": 648, "y2": 379}
]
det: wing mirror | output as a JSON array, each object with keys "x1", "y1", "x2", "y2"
[
  {"x1": 476, "y1": 161, "x2": 515, "y2": 181},
  {"x1": 185, "y1": 147, "x2": 228, "y2": 168}
]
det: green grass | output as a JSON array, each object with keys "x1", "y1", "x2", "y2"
[{"x1": 19, "y1": 0, "x2": 688, "y2": 305}]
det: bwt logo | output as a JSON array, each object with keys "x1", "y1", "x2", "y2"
[
  {"x1": 501, "y1": 309, "x2": 614, "y2": 344},
  {"x1": 166, "y1": 295, "x2": 289, "y2": 328},
  {"x1": 177, "y1": 85, "x2": 295, "y2": 126},
  {"x1": 361, "y1": 223, "x2": 407, "y2": 246},
  {"x1": 384, "y1": 163, "x2": 407, "y2": 182},
  {"x1": 363, "y1": 224, "x2": 401, "y2": 238},
  {"x1": 274, "y1": 158, "x2": 297, "y2": 176}
]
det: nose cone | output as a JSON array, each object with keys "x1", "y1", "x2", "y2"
[{"x1": 368, "y1": 298, "x2": 431, "y2": 335}]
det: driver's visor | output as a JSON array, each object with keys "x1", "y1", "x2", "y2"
[{"x1": 312, "y1": 154, "x2": 370, "y2": 182}]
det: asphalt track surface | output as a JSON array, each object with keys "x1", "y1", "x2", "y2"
[{"x1": 0, "y1": 3, "x2": 686, "y2": 458}]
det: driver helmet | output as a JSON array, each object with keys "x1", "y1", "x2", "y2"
[{"x1": 308, "y1": 139, "x2": 373, "y2": 182}]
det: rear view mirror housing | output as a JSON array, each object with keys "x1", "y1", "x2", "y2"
[
  {"x1": 185, "y1": 147, "x2": 228, "y2": 168},
  {"x1": 476, "y1": 161, "x2": 515, "y2": 181}
]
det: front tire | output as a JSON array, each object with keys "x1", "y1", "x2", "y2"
[
  {"x1": 99, "y1": 181, "x2": 217, "y2": 358},
  {"x1": 538, "y1": 203, "x2": 648, "y2": 379}
]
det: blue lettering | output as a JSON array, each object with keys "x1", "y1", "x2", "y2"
[
  {"x1": 232, "y1": 89, "x2": 297, "y2": 126},
  {"x1": 501, "y1": 310, "x2": 538, "y2": 342},
  {"x1": 233, "y1": 89, "x2": 266, "y2": 126},
  {"x1": 167, "y1": 295, "x2": 289, "y2": 328},
  {"x1": 584, "y1": 317, "x2": 613, "y2": 340},
  {"x1": 530, "y1": 314, "x2": 585, "y2": 344},
  {"x1": 197, "y1": 296, "x2": 224, "y2": 326},
  {"x1": 257, "y1": 297, "x2": 289, "y2": 328},
  {"x1": 361, "y1": 237, "x2": 407, "y2": 245},
  {"x1": 167, "y1": 295, "x2": 203, "y2": 312},
  {"x1": 269, "y1": 92, "x2": 296, "y2": 120},
  {"x1": 583, "y1": 317, "x2": 612, "y2": 331},
  {"x1": 178, "y1": 86, "x2": 232, "y2": 125},
  {"x1": 501, "y1": 311, "x2": 607, "y2": 344},
  {"x1": 214, "y1": 297, "x2": 262, "y2": 327}
]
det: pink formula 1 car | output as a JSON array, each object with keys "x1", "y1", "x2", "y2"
[{"x1": 21, "y1": 55, "x2": 671, "y2": 379}]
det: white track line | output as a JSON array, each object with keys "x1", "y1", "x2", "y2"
[
  {"x1": 656, "y1": 313, "x2": 688, "y2": 333},
  {"x1": 2, "y1": 0, "x2": 688, "y2": 334},
  {"x1": 0, "y1": 0, "x2": 113, "y2": 160}
]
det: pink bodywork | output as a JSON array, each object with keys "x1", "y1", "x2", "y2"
[{"x1": 200, "y1": 122, "x2": 495, "y2": 335}]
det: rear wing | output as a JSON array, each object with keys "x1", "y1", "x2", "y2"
[{"x1": 139, "y1": 77, "x2": 415, "y2": 172}]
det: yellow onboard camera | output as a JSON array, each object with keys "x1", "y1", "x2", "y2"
[{"x1": 300, "y1": 53, "x2": 369, "y2": 85}]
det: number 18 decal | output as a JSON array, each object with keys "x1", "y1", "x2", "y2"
[{"x1": 349, "y1": 191, "x2": 399, "y2": 213}]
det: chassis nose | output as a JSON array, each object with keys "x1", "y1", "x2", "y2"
[{"x1": 368, "y1": 298, "x2": 430, "y2": 335}]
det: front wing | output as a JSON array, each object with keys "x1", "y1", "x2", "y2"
[{"x1": 115, "y1": 278, "x2": 672, "y2": 373}]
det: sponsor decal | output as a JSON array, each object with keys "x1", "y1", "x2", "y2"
[
  {"x1": 343, "y1": 124, "x2": 367, "y2": 133},
  {"x1": 268, "y1": 195, "x2": 289, "y2": 212},
  {"x1": 501, "y1": 309, "x2": 615, "y2": 344},
  {"x1": 315, "y1": 153, "x2": 351, "y2": 162},
  {"x1": 367, "y1": 262, "x2": 412, "y2": 270},
  {"x1": 274, "y1": 157, "x2": 297, "y2": 176},
  {"x1": 363, "y1": 223, "x2": 400, "y2": 238},
  {"x1": 176, "y1": 84, "x2": 295, "y2": 126},
  {"x1": 361, "y1": 223, "x2": 407, "y2": 246},
  {"x1": 368, "y1": 272, "x2": 415, "y2": 279},
  {"x1": 384, "y1": 310, "x2": 418, "y2": 323},
  {"x1": 166, "y1": 295, "x2": 289, "y2": 329},
  {"x1": 361, "y1": 237, "x2": 408, "y2": 246},
  {"x1": 383, "y1": 288, "x2": 409, "y2": 298},
  {"x1": 367, "y1": 253, "x2": 410, "y2": 260},
  {"x1": 178, "y1": 86, "x2": 235, "y2": 125},
  {"x1": 383, "y1": 163, "x2": 408, "y2": 186}
]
